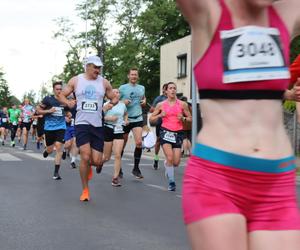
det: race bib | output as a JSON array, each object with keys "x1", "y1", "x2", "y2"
[
  {"x1": 221, "y1": 26, "x2": 290, "y2": 83},
  {"x1": 162, "y1": 130, "x2": 177, "y2": 143},
  {"x1": 12, "y1": 121, "x2": 17, "y2": 126},
  {"x1": 2, "y1": 118, "x2": 7, "y2": 123},
  {"x1": 71, "y1": 118, "x2": 75, "y2": 127},
  {"x1": 32, "y1": 120, "x2": 38, "y2": 125},
  {"x1": 52, "y1": 107, "x2": 63, "y2": 117},
  {"x1": 82, "y1": 101, "x2": 98, "y2": 112},
  {"x1": 113, "y1": 125, "x2": 124, "y2": 134}
]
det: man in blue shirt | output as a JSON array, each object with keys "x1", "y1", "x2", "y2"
[
  {"x1": 119, "y1": 68, "x2": 146, "y2": 179},
  {"x1": 37, "y1": 81, "x2": 66, "y2": 180}
]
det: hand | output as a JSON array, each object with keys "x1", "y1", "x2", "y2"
[
  {"x1": 292, "y1": 78, "x2": 300, "y2": 102},
  {"x1": 177, "y1": 114, "x2": 184, "y2": 121},
  {"x1": 104, "y1": 102, "x2": 114, "y2": 112},
  {"x1": 160, "y1": 110, "x2": 166, "y2": 117},
  {"x1": 48, "y1": 107, "x2": 56, "y2": 114},
  {"x1": 124, "y1": 119, "x2": 129, "y2": 126},
  {"x1": 140, "y1": 99, "x2": 146, "y2": 106},
  {"x1": 67, "y1": 99, "x2": 76, "y2": 109},
  {"x1": 124, "y1": 99, "x2": 131, "y2": 105}
]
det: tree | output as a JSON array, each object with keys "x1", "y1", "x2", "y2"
[
  {"x1": 22, "y1": 89, "x2": 37, "y2": 105},
  {"x1": 0, "y1": 68, "x2": 12, "y2": 107}
]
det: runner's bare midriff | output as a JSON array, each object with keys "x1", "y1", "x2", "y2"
[{"x1": 197, "y1": 99, "x2": 293, "y2": 159}]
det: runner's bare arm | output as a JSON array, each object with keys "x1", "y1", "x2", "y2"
[
  {"x1": 182, "y1": 102, "x2": 192, "y2": 122},
  {"x1": 104, "y1": 79, "x2": 115, "y2": 100},
  {"x1": 58, "y1": 77, "x2": 76, "y2": 108},
  {"x1": 176, "y1": 0, "x2": 211, "y2": 26},
  {"x1": 149, "y1": 103, "x2": 163, "y2": 124}
]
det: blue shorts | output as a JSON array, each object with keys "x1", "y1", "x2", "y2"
[
  {"x1": 75, "y1": 124, "x2": 104, "y2": 152},
  {"x1": 64, "y1": 126, "x2": 75, "y2": 141}
]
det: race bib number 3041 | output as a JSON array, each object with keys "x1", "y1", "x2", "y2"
[{"x1": 221, "y1": 26, "x2": 290, "y2": 83}]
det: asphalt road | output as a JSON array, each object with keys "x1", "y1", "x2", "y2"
[
  {"x1": 1, "y1": 141, "x2": 300, "y2": 250},
  {"x1": 0, "y1": 141, "x2": 189, "y2": 250}
]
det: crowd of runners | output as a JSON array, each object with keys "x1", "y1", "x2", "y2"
[{"x1": 0, "y1": 55, "x2": 192, "y2": 201}]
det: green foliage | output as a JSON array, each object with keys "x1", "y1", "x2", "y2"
[
  {"x1": 22, "y1": 89, "x2": 37, "y2": 106},
  {"x1": 283, "y1": 100, "x2": 296, "y2": 113},
  {"x1": 290, "y1": 35, "x2": 300, "y2": 63},
  {"x1": 0, "y1": 69, "x2": 12, "y2": 107},
  {"x1": 53, "y1": 0, "x2": 190, "y2": 102}
]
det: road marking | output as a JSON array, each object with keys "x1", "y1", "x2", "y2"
[
  {"x1": 146, "y1": 184, "x2": 167, "y2": 191},
  {"x1": 24, "y1": 153, "x2": 54, "y2": 161},
  {"x1": 0, "y1": 153, "x2": 22, "y2": 161}
]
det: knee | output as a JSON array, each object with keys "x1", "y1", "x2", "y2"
[
  {"x1": 114, "y1": 154, "x2": 121, "y2": 161},
  {"x1": 136, "y1": 140, "x2": 142, "y2": 148},
  {"x1": 81, "y1": 153, "x2": 91, "y2": 163}
]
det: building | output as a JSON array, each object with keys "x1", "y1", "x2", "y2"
[{"x1": 160, "y1": 35, "x2": 192, "y2": 99}]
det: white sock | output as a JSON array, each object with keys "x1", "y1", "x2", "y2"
[
  {"x1": 71, "y1": 156, "x2": 76, "y2": 163},
  {"x1": 164, "y1": 161, "x2": 174, "y2": 182}
]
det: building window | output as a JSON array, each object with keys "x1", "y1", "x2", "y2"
[{"x1": 177, "y1": 54, "x2": 187, "y2": 79}]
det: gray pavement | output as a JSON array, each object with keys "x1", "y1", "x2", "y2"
[{"x1": 0, "y1": 141, "x2": 189, "y2": 250}]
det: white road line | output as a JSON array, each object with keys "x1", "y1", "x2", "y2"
[
  {"x1": 24, "y1": 153, "x2": 54, "y2": 161},
  {"x1": 146, "y1": 184, "x2": 167, "y2": 191},
  {"x1": 0, "y1": 153, "x2": 22, "y2": 161}
]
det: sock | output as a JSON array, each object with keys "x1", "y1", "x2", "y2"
[
  {"x1": 54, "y1": 164, "x2": 60, "y2": 175},
  {"x1": 134, "y1": 147, "x2": 142, "y2": 169},
  {"x1": 71, "y1": 156, "x2": 76, "y2": 163},
  {"x1": 164, "y1": 161, "x2": 174, "y2": 182},
  {"x1": 154, "y1": 154, "x2": 159, "y2": 161}
]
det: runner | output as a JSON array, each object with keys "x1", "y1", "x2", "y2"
[
  {"x1": 149, "y1": 83, "x2": 167, "y2": 170},
  {"x1": 150, "y1": 82, "x2": 191, "y2": 191},
  {"x1": 35, "y1": 112, "x2": 44, "y2": 150},
  {"x1": 36, "y1": 81, "x2": 66, "y2": 180},
  {"x1": 0, "y1": 107, "x2": 9, "y2": 146},
  {"x1": 102, "y1": 89, "x2": 128, "y2": 186},
  {"x1": 58, "y1": 55, "x2": 115, "y2": 201},
  {"x1": 177, "y1": 0, "x2": 300, "y2": 249},
  {"x1": 180, "y1": 96, "x2": 192, "y2": 157},
  {"x1": 63, "y1": 104, "x2": 78, "y2": 169},
  {"x1": 20, "y1": 99, "x2": 35, "y2": 150},
  {"x1": 8, "y1": 104, "x2": 21, "y2": 147},
  {"x1": 119, "y1": 68, "x2": 146, "y2": 179}
]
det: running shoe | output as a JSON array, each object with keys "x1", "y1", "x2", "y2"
[
  {"x1": 2, "y1": 141, "x2": 4, "y2": 146},
  {"x1": 111, "y1": 177, "x2": 122, "y2": 187},
  {"x1": 23, "y1": 144, "x2": 27, "y2": 150},
  {"x1": 52, "y1": 174, "x2": 62, "y2": 180},
  {"x1": 62, "y1": 151, "x2": 67, "y2": 160},
  {"x1": 80, "y1": 188, "x2": 90, "y2": 202},
  {"x1": 43, "y1": 150, "x2": 49, "y2": 158},
  {"x1": 96, "y1": 163, "x2": 103, "y2": 174},
  {"x1": 70, "y1": 162, "x2": 76, "y2": 169},
  {"x1": 153, "y1": 160, "x2": 159, "y2": 170},
  {"x1": 118, "y1": 168, "x2": 123, "y2": 179},
  {"x1": 168, "y1": 181, "x2": 176, "y2": 191},
  {"x1": 132, "y1": 168, "x2": 144, "y2": 179},
  {"x1": 88, "y1": 166, "x2": 93, "y2": 180},
  {"x1": 11, "y1": 141, "x2": 15, "y2": 147}
]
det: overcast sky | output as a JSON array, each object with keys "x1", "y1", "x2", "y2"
[{"x1": 0, "y1": 0, "x2": 84, "y2": 100}]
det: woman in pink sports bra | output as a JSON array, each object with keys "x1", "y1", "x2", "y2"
[
  {"x1": 150, "y1": 82, "x2": 192, "y2": 191},
  {"x1": 177, "y1": 0, "x2": 300, "y2": 250}
]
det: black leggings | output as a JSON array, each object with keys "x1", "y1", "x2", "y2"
[{"x1": 10, "y1": 125, "x2": 18, "y2": 141}]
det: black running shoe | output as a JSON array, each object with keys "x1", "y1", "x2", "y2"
[
  {"x1": 23, "y1": 144, "x2": 27, "y2": 150},
  {"x1": 62, "y1": 151, "x2": 67, "y2": 160},
  {"x1": 118, "y1": 168, "x2": 124, "y2": 179},
  {"x1": 70, "y1": 162, "x2": 76, "y2": 169},
  {"x1": 132, "y1": 168, "x2": 144, "y2": 179},
  {"x1": 53, "y1": 174, "x2": 62, "y2": 180},
  {"x1": 96, "y1": 163, "x2": 103, "y2": 174},
  {"x1": 111, "y1": 177, "x2": 122, "y2": 187},
  {"x1": 43, "y1": 150, "x2": 49, "y2": 158},
  {"x1": 153, "y1": 160, "x2": 159, "y2": 170},
  {"x1": 2, "y1": 141, "x2": 4, "y2": 146}
]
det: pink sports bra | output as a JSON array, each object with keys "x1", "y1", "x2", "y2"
[
  {"x1": 194, "y1": 0, "x2": 290, "y2": 99},
  {"x1": 161, "y1": 99, "x2": 183, "y2": 132}
]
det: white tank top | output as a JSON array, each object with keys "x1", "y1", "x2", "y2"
[{"x1": 75, "y1": 74, "x2": 105, "y2": 127}]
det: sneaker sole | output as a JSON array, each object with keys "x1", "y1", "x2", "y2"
[{"x1": 131, "y1": 173, "x2": 144, "y2": 179}]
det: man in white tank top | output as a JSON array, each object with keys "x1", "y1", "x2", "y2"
[{"x1": 59, "y1": 55, "x2": 115, "y2": 202}]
